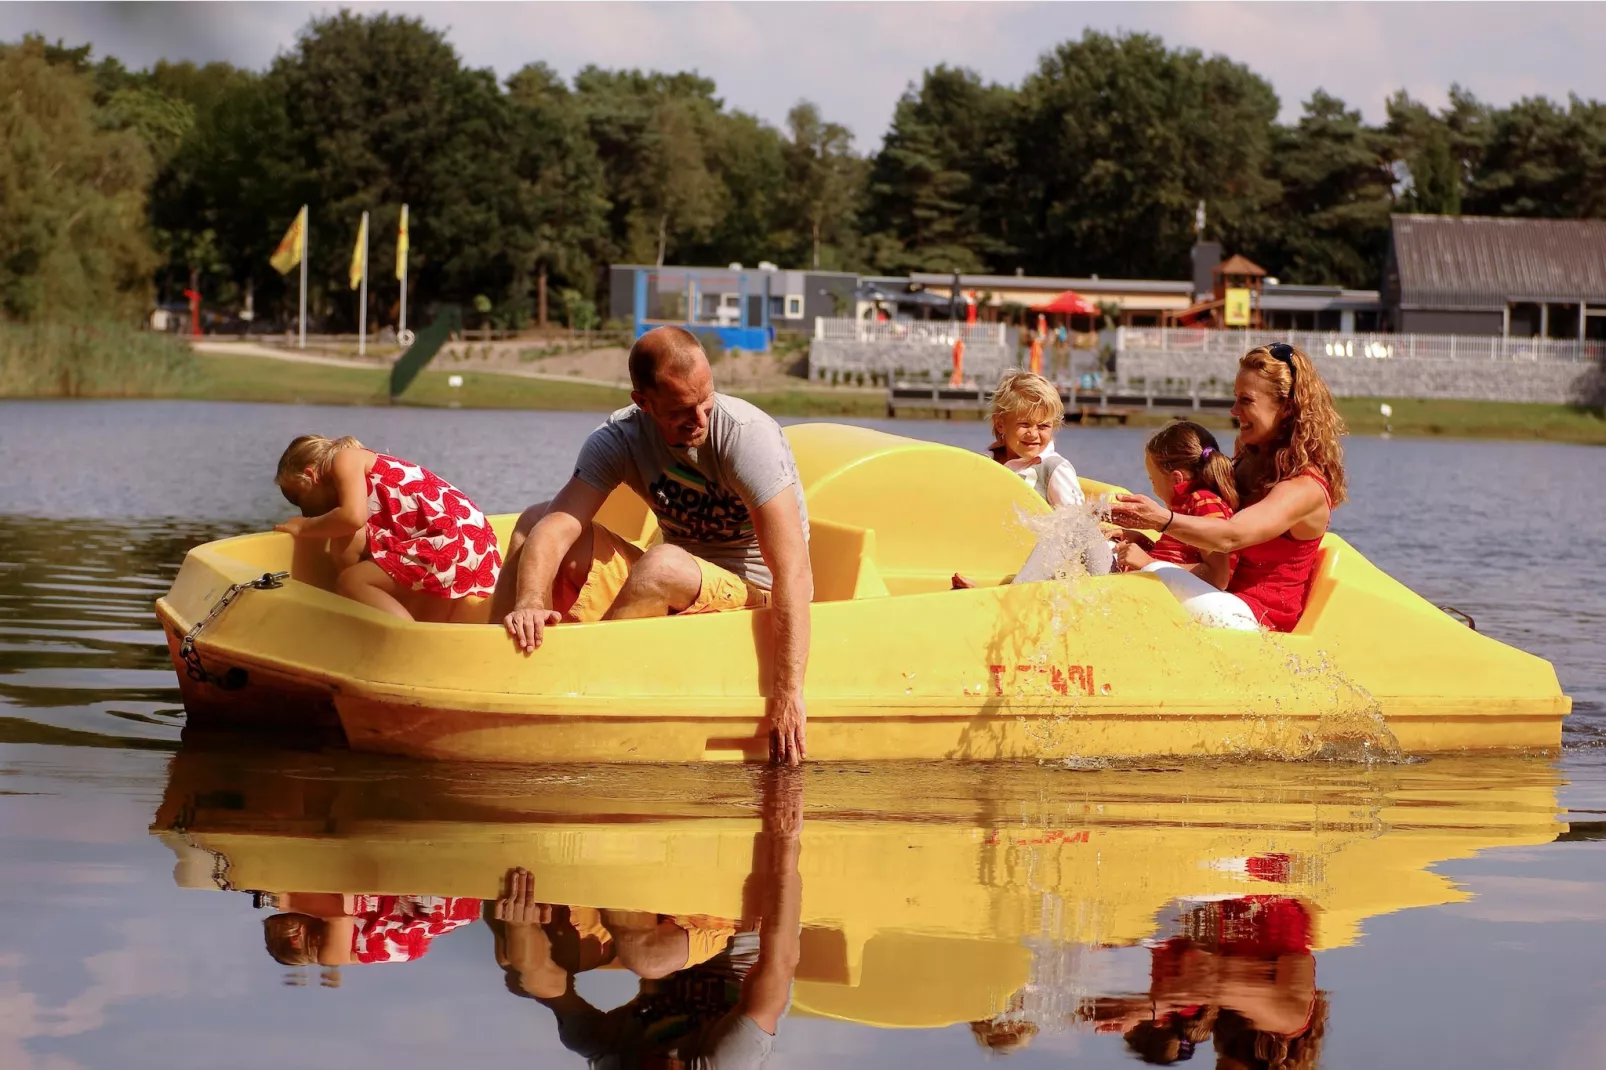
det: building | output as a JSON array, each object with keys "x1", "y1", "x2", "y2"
[
  {"x1": 908, "y1": 271, "x2": 1192, "y2": 326},
  {"x1": 608, "y1": 264, "x2": 858, "y2": 343},
  {"x1": 1385, "y1": 214, "x2": 1606, "y2": 339}
]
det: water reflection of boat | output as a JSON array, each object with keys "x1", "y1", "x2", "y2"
[
  {"x1": 150, "y1": 746, "x2": 1565, "y2": 1029},
  {"x1": 154, "y1": 425, "x2": 1569, "y2": 762}
]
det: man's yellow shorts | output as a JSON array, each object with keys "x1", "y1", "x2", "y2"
[{"x1": 564, "y1": 522, "x2": 769, "y2": 623}]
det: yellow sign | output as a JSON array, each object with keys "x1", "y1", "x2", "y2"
[
  {"x1": 268, "y1": 205, "x2": 306, "y2": 275},
  {"x1": 1224, "y1": 287, "x2": 1251, "y2": 327}
]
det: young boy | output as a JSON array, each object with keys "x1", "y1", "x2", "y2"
[{"x1": 987, "y1": 370, "x2": 1083, "y2": 507}]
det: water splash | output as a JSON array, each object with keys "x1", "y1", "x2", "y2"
[{"x1": 1014, "y1": 495, "x2": 1117, "y2": 584}]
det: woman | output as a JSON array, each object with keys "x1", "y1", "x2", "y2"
[{"x1": 1108, "y1": 343, "x2": 1347, "y2": 633}]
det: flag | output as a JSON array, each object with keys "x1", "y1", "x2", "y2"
[
  {"x1": 269, "y1": 206, "x2": 306, "y2": 274},
  {"x1": 396, "y1": 204, "x2": 409, "y2": 281},
  {"x1": 349, "y1": 212, "x2": 368, "y2": 291}
]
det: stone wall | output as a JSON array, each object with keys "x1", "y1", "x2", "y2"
[{"x1": 1114, "y1": 349, "x2": 1606, "y2": 406}]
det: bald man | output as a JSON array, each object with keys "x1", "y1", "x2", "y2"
[{"x1": 493, "y1": 327, "x2": 813, "y2": 764}]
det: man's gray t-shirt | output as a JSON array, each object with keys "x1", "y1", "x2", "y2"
[{"x1": 572, "y1": 394, "x2": 809, "y2": 589}]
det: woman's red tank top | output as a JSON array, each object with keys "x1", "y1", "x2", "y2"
[{"x1": 1227, "y1": 472, "x2": 1333, "y2": 633}]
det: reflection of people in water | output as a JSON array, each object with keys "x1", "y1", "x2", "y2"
[
  {"x1": 491, "y1": 769, "x2": 804, "y2": 1068},
  {"x1": 1091, "y1": 897, "x2": 1327, "y2": 1068},
  {"x1": 261, "y1": 892, "x2": 481, "y2": 966}
]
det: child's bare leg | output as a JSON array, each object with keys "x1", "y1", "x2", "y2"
[{"x1": 336, "y1": 561, "x2": 415, "y2": 620}]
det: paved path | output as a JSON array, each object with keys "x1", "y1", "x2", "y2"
[{"x1": 190, "y1": 340, "x2": 626, "y2": 389}]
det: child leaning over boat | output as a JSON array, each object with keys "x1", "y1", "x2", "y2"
[
  {"x1": 1113, "y1": 421, "x2": 1239, "y2": 590},
  {"x1": 273, "y1": 434, "x2": 501, "y2": 622}
]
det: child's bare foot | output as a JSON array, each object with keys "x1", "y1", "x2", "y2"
[{"x1": 952, "y1": 573, "x2": 977, "y2": 590}]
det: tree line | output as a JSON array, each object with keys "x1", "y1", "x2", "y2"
[{"x1": 4, "y1": 12, "x2": 1605, "y2": 331}]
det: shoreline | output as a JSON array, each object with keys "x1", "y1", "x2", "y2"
[{"x1": 4, "y1": 351, "x2": 1603, "y2": 445}]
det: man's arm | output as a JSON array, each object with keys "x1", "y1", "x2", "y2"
[
  {"x1": 736, "y1": 770, "x2": 804, "y2": 1035},
  {"x1": 751, "y1": 488, "x2": 812, "y2": 766},
  {"x1": 504, "y1": 477, "x2": 609, "y2": 654}
]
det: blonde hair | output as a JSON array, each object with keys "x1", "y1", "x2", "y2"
[
  {"x1": 275, "y1": 434, "x2": 362, "y2": 490},
  {"x1": 1236, "y1": 347, "x2": 1348, "y2": 507},
  {"x1": 263, "y1": 913, "x2": 319, "y2": 966},
  {"x1": 1146, "y1": 421, "x2": 1239, "y2": 511},
  {"x1": 991, "y1": 370, "x2": 1063, "y2": 428}
]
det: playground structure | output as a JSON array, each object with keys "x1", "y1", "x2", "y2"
[{"x1": 632, "y1": 268, "x2": 775, "y2": 351}]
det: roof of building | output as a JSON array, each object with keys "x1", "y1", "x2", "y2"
[
  {"x1": 1215, "y1": 254, "x2": 1267, "y2": 277},
  {"x1": 908, "y1": 272, "x2": 1192, "y2": 296},
  {"x1": 1391, "y1": 214, "x2": 1606, "y2": 309}
]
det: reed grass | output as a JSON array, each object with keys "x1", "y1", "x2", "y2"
[{"x1": 0, "y1": 322, "x2": 198, "y2": 397}]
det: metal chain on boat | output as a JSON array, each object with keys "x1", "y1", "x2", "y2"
[{"x1": 177, "y1": 571, "x2": 288, "y2": 686}]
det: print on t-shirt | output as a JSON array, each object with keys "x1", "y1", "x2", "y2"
[{"x1": 648, "y1": 462, "x2": 756, "y2": 546}]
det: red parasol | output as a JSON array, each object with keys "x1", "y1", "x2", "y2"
[{"x1": 1032, "y1": 290, "x2": 1098, "y2": 316}]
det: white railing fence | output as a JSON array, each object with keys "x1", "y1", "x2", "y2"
[
  {"x1": 1117, "y1": 327, "x2": 1606, "y2": 364},
  {"x1": 814, "y1": 316, "x2": 1011, "y2": 347}
]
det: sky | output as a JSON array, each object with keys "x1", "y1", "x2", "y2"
[{"x1": 3, "y1": 2, "x2": 1605, "y2": 147}]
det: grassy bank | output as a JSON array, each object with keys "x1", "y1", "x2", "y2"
[
  {"x1": 1336, "y1": 396, "x2": 1606, "y2": 444},
  {"x1": 9, "y1": 347, "x2": 1603, "y2": 445},
  {"x1": 0, "y1": 322, "x2": 198, "y2": 396}
]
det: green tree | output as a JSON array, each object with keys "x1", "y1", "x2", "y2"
[
  {"x1": 1386, "y1": 92, "x2": 1462, "y2": 215},
  {"x1": 0, "y1": 37, "x2": 158, "y2": 321},
  {"x1": 261, "y1": 12, "x2": 527, "y2": 327},
  {"x1": 861, "y1": 65, "x2": 1016, "y2": 274},
  {"x1": 1465, "y1": 93, "x2": 1606, "y2": 218},
  {"x1": 782, "y1": 101, "x2": 860, "y2": 269},
  {"x1": 505, "y1": 62, "x2": 610, "y2": 320},
  {"x1": 1256, "y1": 90, "x2": 1397, "y2": 287},
  {"x1": 1013, "y1": 32, "x2": 1279, "y2": 280}
]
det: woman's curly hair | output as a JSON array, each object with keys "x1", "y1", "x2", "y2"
[{"x1": 1236, "y1": 346, "x2": 1348, "y2": 507}]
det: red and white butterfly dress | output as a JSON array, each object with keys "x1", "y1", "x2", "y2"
[{"x1": 364, "y1": 454, "x2": 501, "y2": 598}]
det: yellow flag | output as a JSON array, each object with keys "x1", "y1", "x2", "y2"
[
  {"x1": 1224, "y1": 287, "x2": 1252, "y2": 327},
  {"x1": 396, "y1": 204, "x2": 409, "y2": 281},
  {"x1": 349, "y1": 212, "x2": 368, "y2": 291},
  {"x1": 269, "y1": 205, "x2": 306, "y2": 274}
]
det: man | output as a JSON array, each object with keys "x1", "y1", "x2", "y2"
[
  {"x1": 491, "y1": 768, "x2": 805, "y2": 1068},
  {"x1": 494, "y1": 326, "x2": 812, "y2": 765}
]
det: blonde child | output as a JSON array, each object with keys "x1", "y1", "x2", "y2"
[
  {"x1": 1114, "y1": 421, "x2": 1239, "y2": 589},
  {"x1": 274, "y1": 434, "x2": 501, "y2": 622},
  {"x1": 953, "y1": 371, "x2": 1084, "y2": 589},
  {"x1": 986, "y1": 370, "x2": 1084, "y2": 507}
]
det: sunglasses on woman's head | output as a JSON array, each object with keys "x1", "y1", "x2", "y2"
[{"x1": 1266, "y1": 342, "x2": 1296, "y2": 379}]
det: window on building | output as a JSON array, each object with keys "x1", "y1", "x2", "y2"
[
  {"x1": 1316, "y1": 310, "x2": 1341, "y2": 331},
  {"x1": 1508, "y1": 302, "x2": 1541, "y2": 337},
  {"x1": 1546, "y1": 303, "x2": 1580, "y2": 339},
  {"x1": 785, "y1": 294, "x2": 804, "y2": 319},
  {"x1": 1354, "y1": 311, "x2": 1381, "y2": 333},
  {"x1": 1586, "y1": 306, "x2": 1606, "y2": 342}
]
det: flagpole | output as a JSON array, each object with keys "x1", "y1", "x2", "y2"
[
  {"x1": 357, "y1": 210, "x2": 369, "y2": 358},
  {"x1": 298, "y1": 205, "x2": 308, "y2": 350}
]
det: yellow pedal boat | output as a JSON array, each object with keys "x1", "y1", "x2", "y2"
[
  {"x1": 151, "y1": 749, "x2": 1568, "y2": 1028},
  {"x1": 154, "y1": 423, "x2": 1569, "y2": 762}
]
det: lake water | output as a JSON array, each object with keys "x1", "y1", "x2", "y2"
[{"x1": 2, "y1": 399, "x2": 1603, "y2": 1069}]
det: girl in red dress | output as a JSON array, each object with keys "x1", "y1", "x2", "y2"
[
  {"x1": 274, "y1": 434, "x2": 501, "y2": 622},
  {"x1": 1113, "y1": 421, "x2": 1240, "y2": 590},
  {"x1": 1109, "y1": 344, "x2": 1347, "y2": 633}
]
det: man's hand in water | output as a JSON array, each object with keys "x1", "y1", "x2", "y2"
[
  {"x1": 767, "y1": 690, "x2": 807, "y2": 766},
  {"x1": 504, "y1": 605, "x2": 563, "y2": 654}
]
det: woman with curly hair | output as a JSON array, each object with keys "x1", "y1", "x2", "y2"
[{"x1": 1108, "y1": 344, "x2": 1347, "y2": 632}]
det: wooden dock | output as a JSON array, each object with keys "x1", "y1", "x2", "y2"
[{"x1": 885, "y1": 383, "x2": 1236, "y2": 423}]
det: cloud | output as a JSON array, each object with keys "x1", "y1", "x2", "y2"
[{"x1": 2, "y1": 2, "x2": 1604, "y2": 141}]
